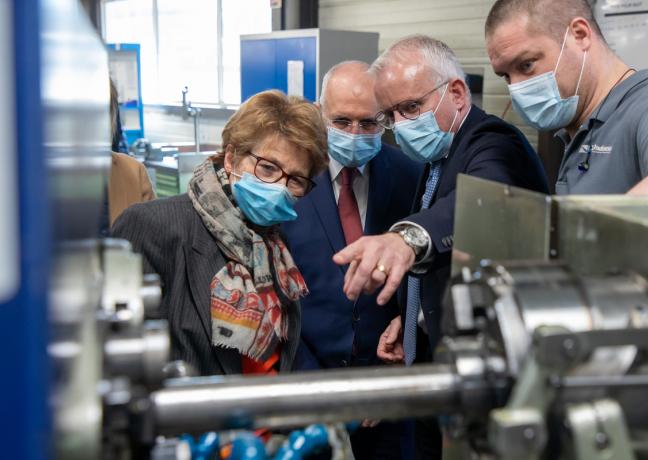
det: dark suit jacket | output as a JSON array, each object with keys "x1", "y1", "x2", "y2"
[
  {"x1": 282, "y1": 144, "x2": 422, "y2": 370},
  {"x1": 401, "y1": 105, "x2": 549, "y2": 354},
  {"x1": 112, "y1": 194, "x2": 301, "y2": 376}
]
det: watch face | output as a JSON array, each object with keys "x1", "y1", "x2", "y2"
[{"x1": 404, "y1": 227, "x2": 426, "y2": 248}]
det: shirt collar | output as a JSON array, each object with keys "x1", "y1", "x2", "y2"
[
  {"x1": 590, "y1": 69, "x2": 648, "y2": 123},
  {"x1": 555, "y1": 69, "x2": 648, "y2": 142},
  {"x1": 328, "y1": 156, "x2": 367, "y2": 183},
  {"x1": 437, "y1": 105, "x2": 472, "y2": 161}
]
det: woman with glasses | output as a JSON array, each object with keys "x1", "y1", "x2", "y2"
[{"x1": 112, "y1": 90, "x2": 328, "y2": 377}]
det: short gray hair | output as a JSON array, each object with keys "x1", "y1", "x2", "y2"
[
  {"x1": 319, "y1": 60, "x2": 370, "y2": 108},
  {"x1": 370, "y1": 35, "x2": 467, "y2": 85}
]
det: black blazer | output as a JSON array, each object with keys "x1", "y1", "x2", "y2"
[
  {"x1": 112, "y1": 194, "x2": 301, "y2": 376},
  {"x1": 400, "y1": 105, "x2": 549, "y2": 354},
  {"x1": 281, "y1": 144, "x2": 422, "y2": 370}
]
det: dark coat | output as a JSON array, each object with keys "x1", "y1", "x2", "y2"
[
  {"x1": 112, "y1": 194, "x2": 301, "y2": 376},
  {"x1": 401, "y1": 105, "x2": 549, "y2": 355},
  {"x1": 282, "y1": 144, "x2": 422, "y2": 370},
  {"x1": 282, "y1": 143, "x2": 421, "y2": 460}
]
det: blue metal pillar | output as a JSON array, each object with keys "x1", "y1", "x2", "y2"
[{"x1": 0, "y1": 0, "x2": 51, "y2": 458}]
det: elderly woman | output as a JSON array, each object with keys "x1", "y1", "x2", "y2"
[{"x1": 112, "y1": 90, "x2": 328, "y2": 376}]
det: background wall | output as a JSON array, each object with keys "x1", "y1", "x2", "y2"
[
  {"x1": 144, "y1": 106, "x2": 232, "y2": 146},
  {"x1": 319, "y1": 0, "x2": 539, "y2": 148},
  {"x1": 131, "y1": 1, "x2": 543, "y2": 152}
]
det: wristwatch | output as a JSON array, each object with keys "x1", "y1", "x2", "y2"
[{"x1": 394, "y1": 225, "x2": 428, "y2": 258}]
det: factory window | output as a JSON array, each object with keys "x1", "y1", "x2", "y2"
[
  {"x1": 103, "y1": 0, "x2": 272, "y2": 106},
  {"x1": 103, "y1": 0, "x2": 158, "y2": 103}
]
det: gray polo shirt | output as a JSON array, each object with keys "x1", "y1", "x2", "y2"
[{"x1": 555, "y1": 69, "x2": 648, "y2": 195}]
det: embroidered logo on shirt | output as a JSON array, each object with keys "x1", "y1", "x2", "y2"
[{"x1": 579, "y1": 144, "x2": 613, "y2": 155}]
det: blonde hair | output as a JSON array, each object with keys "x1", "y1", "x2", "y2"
[{"x1": 220, "y1": 90, "x2": 328, "y2": 176}]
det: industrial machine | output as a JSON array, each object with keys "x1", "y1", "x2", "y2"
[
  {"x1": 143, "y1": 260, "x2": 648, "y2": 460},
  {"x1": 91, "y1": 178, "x2": 648, "y2": 459},
  {"x1": 3, "y1": 0, "x2": 648, "y2": 458},
  {"x1": 136, "y1": 179, "x2": 648, "y2": 459},
  {"x1": 53, "y1": 173, "x2": 648, "y2": 460}
]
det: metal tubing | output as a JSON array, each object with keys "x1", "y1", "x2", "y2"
[
  {"x1": 151, "y1": 364, "x2": 463, "y2": 435},
  {"x1": 104, "y1": 321, "x2": 170, "y2": 385},
  {"x1": 193, "y1": 113, "x2": 200, "y2": 154},
  {"x1": 559, "y1": 374, "x2": 648, "y2": 389}
]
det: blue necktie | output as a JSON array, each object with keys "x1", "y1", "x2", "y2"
[{"x1": 403, "y1": 161, "x2": 443, "y2": 366}]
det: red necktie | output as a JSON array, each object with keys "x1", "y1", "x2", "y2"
[{"x1": 338, "y1": 167, "x2": 363, "y2": 245}]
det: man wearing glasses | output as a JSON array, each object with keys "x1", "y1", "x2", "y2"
[
  {"x1": 332, "y1": 36, "x2": 549, "y2": 457},
  {"x1": 282, "y1": 61, "x2": 421, "y2": 459}
]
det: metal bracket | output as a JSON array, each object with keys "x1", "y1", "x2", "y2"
[
  {"x1": 565, "y1": 399, "x2": 635, "y2": 460},
  {"x1": 534, "y1": 327, "x2": 648, "y2": 371}
]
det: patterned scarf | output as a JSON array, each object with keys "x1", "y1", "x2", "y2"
[{"x1": 188, "y1": 158, "x2": 308, "y2": 361}]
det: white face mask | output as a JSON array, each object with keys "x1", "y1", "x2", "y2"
[{"x1": 507, "y1": 28, "x2": 587, "y2": 131}]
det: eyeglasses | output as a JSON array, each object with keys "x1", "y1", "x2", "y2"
[
  {"x1": 375, "y1": 81, "x2": 448, "y2": 129},
  {"x1": 247, "y1": 152, "x2": 316, "y2": 197},
  {"x1": 328, "y1": 117, "x2": 382, "y2": 134}
]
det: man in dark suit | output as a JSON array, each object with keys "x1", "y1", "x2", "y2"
[
  {"x1": 333, "y1": 36, "x2": 549, "y2": 458},
  {"x1": 281, "y1": 61, "x2": 421, "y2": 459}
]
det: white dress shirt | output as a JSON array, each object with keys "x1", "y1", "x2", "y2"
[{"x1": 328, "y1": 157, "x2": 370, "y2": 229}]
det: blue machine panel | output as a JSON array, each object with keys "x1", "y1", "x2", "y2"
[
  {"x1": 241, "y1": 36, "x2": 317, "y2": 102},
  {"x1": 0, "y1": 0, "x2": 51, "y2": 459}
]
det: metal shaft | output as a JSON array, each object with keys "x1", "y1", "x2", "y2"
[
  {"x1": 151, "y1": 364, "x2": 464, "y2": 435},
  {"x1": 193, "y1": 113, "x2": 200, "y2": 154}
]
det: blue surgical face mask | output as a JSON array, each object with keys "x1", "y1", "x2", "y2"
[
  {"x1": 231, "y1": 172, "x2": 298, "y2": 226},
  {"x1": 327, "y1": 127, "x2": 382, "y2": 167},
  {"x1": 508, "y1": 28, "x2": 587, "y2": 131},
  {"x1": 393, "y1": 83, "x2": 459, "y2": 163}
]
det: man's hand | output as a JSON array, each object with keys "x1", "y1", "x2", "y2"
[
  {"x1": 377, "y1": 316, "x2": 405, "y2": 364},
  {"x1": 360, "y1": 419, "x2": 381, "y2": 428},
  {"x1": 333, "y1": 233, "x2": 415, "y2": 305},
  {"x1": 628, "y1": 176, "x2": 648, "y2": 195}
]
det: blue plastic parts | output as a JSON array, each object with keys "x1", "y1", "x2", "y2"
[
  {"x1": 181, "y1": 422, "x2": 358, "y2": 460},
  {"x1": 274, "y1": 424, "x2": 329, "y2": 460},
  {"x1": 230, "y1": 433, "x2": 268, "y2": 460},
  {"x1": 181, "y1": 432, "x2": 220, "y2": 460}
]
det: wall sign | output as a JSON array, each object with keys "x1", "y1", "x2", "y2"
[
  {"x1": 287, "y1": 60, "x2": 304, "y2": 98},
  {"x1": 594, "y1": 0, "x2": 648, "y2": 69}
]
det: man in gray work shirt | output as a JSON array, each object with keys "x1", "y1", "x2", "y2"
[
  {"x1": 554, "y1": 71, "x2": 648, "y2": 194},
  {"x1": 485, "y1": 0, "x2": 648, "y2": 195}
]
